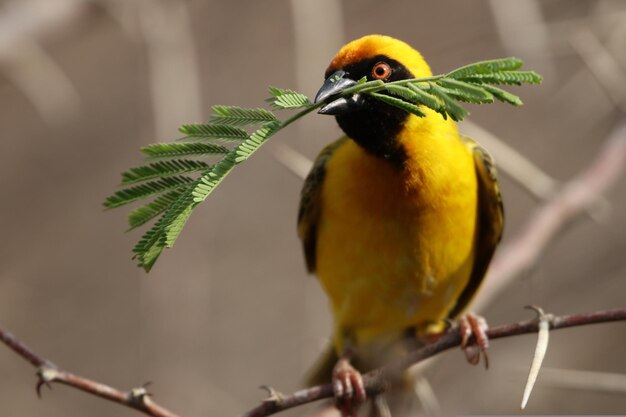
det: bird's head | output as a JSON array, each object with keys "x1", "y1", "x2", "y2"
[{"x1": 315, "y1": 35, "x2": 435, "y2": 166}]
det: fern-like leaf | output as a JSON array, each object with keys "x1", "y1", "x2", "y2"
[
  {"x1": 436, "y1": 79, "x2": 494, "y2": 104},
  {"x1": 405, "y1": 83, "x2": 446, "y2": 114},
  {"x1": 425, "y1": 83, "x2": 468, "y2": 121},
  {"x1": 178, "y1": 124, "x2": 248, "y2": 141},
  {"x1": 383, "y1": 84, "x2": 422, "y2": 102},
  {"x1": 267, "y1": 87, "x2": 311, "y2": 109},
  {"x1": 446, "y1": 57, "x2": 523, "y2": 79},
  {"x1": 369, "y1": 93, "x2": 426, "y2": 118},
  {"x1": 233, "y1": 125, "x2": 278, "y2": 163},
  {"x1": 121, "y1": 160, "x2": 211, "y2": 185},
  {"x1": 460, "y1": 71, "x2": 543, "y2": 86},
  {"x1": 104, "y1": 176, "x2": 194, "y2": 208},
  {"x1": 141, "y1": 142, "x2": 229, "y2": 159},
  {"x1": 192, "y1": 125, "x2": 278, "y2": 203},
  {"x1": 128, "y1": 190, "x2": 183, "y2": 230},
  {"x1": 482, "y1": 84, "x2": 523, "y2": 106},
  {"x1": 190, "y1": 154, "x2": 238, "y2": 203},
  {"x1": 209, "y1": 105, "x2": 278, "y2": 126},
  {"x1": 131, "y1": 125, "x2": 282, "y2": 269},
  {"x1": 132, "y1": 184, "x2": 198, "y2": 270}
]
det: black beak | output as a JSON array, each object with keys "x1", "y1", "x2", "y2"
[{"x1": 314, "y1": 70, "x2": 365, "y2": 115}]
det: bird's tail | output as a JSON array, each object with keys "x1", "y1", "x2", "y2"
[{"x1": 304, "y1": 333, "x2": 433, "y2": 417}]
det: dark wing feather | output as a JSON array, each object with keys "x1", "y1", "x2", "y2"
[
  {"x1": 298, "y1": 137, "x2": 348, "y2": 273},
  {"x1": 448, "y1": 135, "x2": 504, "y2": 318}
]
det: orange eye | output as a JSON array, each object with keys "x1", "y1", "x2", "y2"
[{"x1": 372, "y1": 62, "x2": 391, "y2": 80}]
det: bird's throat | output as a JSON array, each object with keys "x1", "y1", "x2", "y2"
[{"x1": 335, "y1": 100, "x2": 409, "y2": 168}]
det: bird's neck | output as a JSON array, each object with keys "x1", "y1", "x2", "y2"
[
  {"x1": 335, "y1": 101, "x2": 409, "y2": 168},
  {"x1": 336, "y1": 105, "x2": 458, "y2": 174}
]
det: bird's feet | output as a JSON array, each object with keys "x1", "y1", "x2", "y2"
[
  {"x1": 458, "y1": 313, "x2": 489, "y2": 368},
  {"x1": 332, "y1": 357, "x2": 366, "y2": 417}
]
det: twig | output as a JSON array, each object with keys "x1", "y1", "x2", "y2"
[
  {"x1": 412, "y1": 375, "x2": 442, "y2": 417},
  {"x1": 488, "y1": 0, "x2": 555, "y2": 83},
  {"x1": 0, "y1": 0, "x2": 87, "y2": 125},
  {"x1": 270, "y1": 143, "x2": 313, "y2": 180},
  {"x1": 472, "y1": 118, "x2": 626, "y2": 312},
  {"x1": 570, "y1": 28, "x2": 626, "y2": 113},
  {"x1": 135, "y1": 0, "x2": 203, "y2": 142},
  {"x1": 0, "y1": 329, "x2": 180, "y2": 417},
  {"x1": 461, "y1": 120, "x2": 558, "y2": 199},
  {"x1": 242, "y1": 308, "x2": 626, "y2": 417}
]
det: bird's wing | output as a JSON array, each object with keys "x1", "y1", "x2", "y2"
[
  {"x1": 448, "y1": 135, "x2": 504, "y2": 318},
  {"x1": 298, "y1": 137, "x2": 348, "y2": 273}
]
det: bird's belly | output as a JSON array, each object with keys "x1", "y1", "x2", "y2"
[{"x1": 316, "y1": 145, "x2": 477, "y2": 347}]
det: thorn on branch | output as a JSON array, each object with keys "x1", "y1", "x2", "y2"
[
  {"x1": 520, "y1": 305, "x2": 553, "y2": 410},
  {"x1": 260, "y1": 385, "x2": 285, "y2": 405},
  {"x1": 128, "y1": 385, "x2": 152, "y2": 406},
  {"x1": 36, "y1": 366, "x2": 60, "y2": 398}
]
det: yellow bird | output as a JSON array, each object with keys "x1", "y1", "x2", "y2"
[{"x1": 298, "y1": 35, "x2": 503, "y2": 414}]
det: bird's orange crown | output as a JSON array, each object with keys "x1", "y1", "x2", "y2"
[{"x1": 327, "y1": 34, "x2": 433, "y2": 79}]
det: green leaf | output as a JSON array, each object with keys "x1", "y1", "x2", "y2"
[
  {"x1": 190, "y1": 154, "x2": 238, "y2": 203},
  {"x1": 192, "y1": 125, "x2": 278, "y2": 203},
  {"x1": 461, "y1": 71, "x2": 543, "y2": 85},
  {"x1": 121, "y1": 160, "x2": 211, "y2": 184},
  {"x1": 132, "y1": 184, "x2": 198, "y2": 270},
  {"x1": 104, "y1": 176, "x2": 194, "y2": 208},
  {"x1": 163, "y1": 202, "x2": 194, "y2": 247},
  {"x1": 130, "y1": 123, "x2": 283, "y2": 270},
  {"x1": 128, "y1": 190, "x2": 183, "y2": 230},
  {"x1": 209, "y1": 105, "x2": 278, "y2": 126},
  {"x1": 110, "y1": 57, "x2": 543, "y2": 271},
  {"x1": 178, "y1": 124, "x2": 248, "y2": 141},
  {"x1": 233, "y1": 125, "x2": 278, "y2": 163},
  {"x1": 141, "y1": 142, "x2": 230, "y2": 159},
  {"x1": 446, "y1": 57, "x2": 523, "y2": 79},
  {"x1": 369, "y1": 92, "x2": 426, "y2": 117},
  {"x1": 383, "y1": 84, "x2": 422, "y2": 102},
  {"x1": 267, "y1": 87, "x2": 311, "y2": 109},
  {"x1": 426, "y1": 82, "x2": 469, "y2": 121},
  {"x1": 482, "y1": 85, "x2": 523, "y2": 106},
  {"x1": 405, "y1": 83, "x2": 445, "y2": 112},
  {"x1": 436, "y1": 79, "x2": 494, "y2": 104}
]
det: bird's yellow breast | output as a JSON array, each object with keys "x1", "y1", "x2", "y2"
[{"x1": 315, "y1": 112, "x2": 478, "y2": 350}]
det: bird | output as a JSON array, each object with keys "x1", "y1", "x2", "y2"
[{"x1": 297, "y1": 35, "x2": 503, "y2": 416}]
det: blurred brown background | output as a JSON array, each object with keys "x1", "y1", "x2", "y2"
[{"x1": 1, "y1": 0, "x2": 625, "y2": 416}]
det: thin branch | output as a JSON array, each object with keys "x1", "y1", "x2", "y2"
[
  {"x1": 270, "y1": 143, "x2": 313, "y2": 180},
  {"x1": 242, "y1": 308, "x2": 626, "y2": 417},
  {"x1": 488, "y1": 0, "x2": 555, "y2": 83},
  {"x1": 136, "y1": 0, "x2": 203, "y2": 142},
  {"x1": 0, "y1": 0, "x2": 87, "y2": 125},
  {"x1": 461, "y1": 120, "x2": 558, "y2": 199},
  {"x1": 0, "y1": 329, "x2": 180, "y2": 417},
  {"x1": 412, "y1": 375, "x2": 442, "y2": 417},
  {"x1": 570, "y1": 28, "x2": 626, "y2": 113}
]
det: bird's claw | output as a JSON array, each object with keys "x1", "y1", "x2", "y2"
[
  {"x1": 333, "y1": 358, "x2": 366, "y2": 417},
  {"x1": 458, "y1": 313, "x2": 490, "y2": 369}
]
